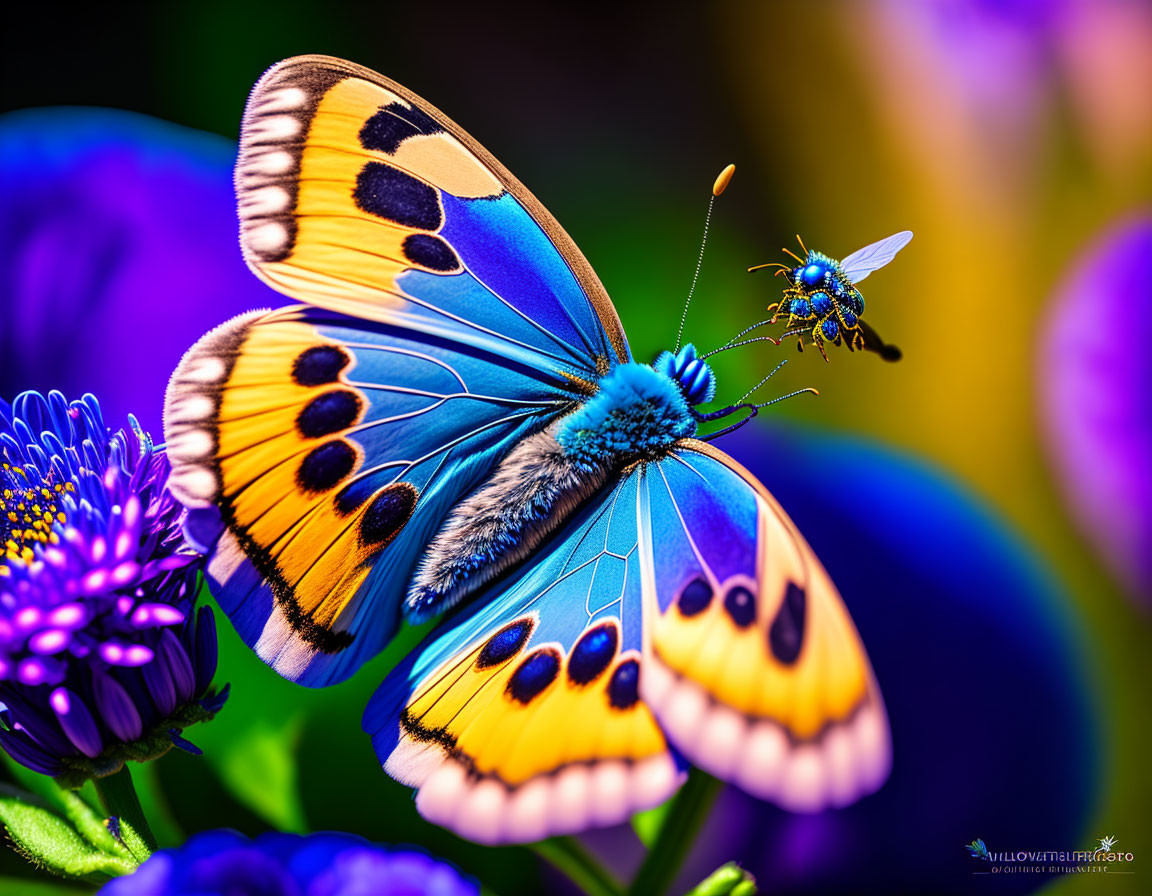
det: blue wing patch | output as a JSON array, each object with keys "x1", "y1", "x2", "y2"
[{"x1": 365, "y1": 473, "x2": 683, "y2": 844}]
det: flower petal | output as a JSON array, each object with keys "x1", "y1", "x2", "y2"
[{"x1": 0, "y1": 108, "x2": 284, "y2": 433}]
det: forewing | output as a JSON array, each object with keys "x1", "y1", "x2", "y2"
[
  {"x1": 839, "y1": 231, "x2": 913, "y2": 284},
  {"x1": 235, "y1": 55, "x2": 628, "y2": 372},
  {"x1": 638, "y1": 441, "x2": 891, "y2": 811}
]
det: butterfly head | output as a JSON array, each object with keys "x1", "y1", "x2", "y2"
[{"x1": 652, "y1": 344, "x2": 716, "y2": 407}]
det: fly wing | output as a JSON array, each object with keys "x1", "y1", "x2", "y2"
[{"x1": 839, "y1": 231, "x2": 913, "y2": 284}]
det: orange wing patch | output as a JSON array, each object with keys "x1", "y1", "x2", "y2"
[
  {"x1": 236, "y1": 58, "x2": 501, "y2": 314},
  {"x1": 165, "y1": 308, "x2": 417, "y2": 659},
  {"x1": 384, "y1": 616, "x2": 680, "y2": 843}
]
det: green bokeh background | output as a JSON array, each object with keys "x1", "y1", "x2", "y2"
[{"x1": 2, "y1": 1, "x2": 1149, "y2": 893}]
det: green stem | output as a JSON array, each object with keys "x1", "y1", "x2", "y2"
[
  {"x1": 531, "y1": 836, "x2": 624, "y2": 896},
  {"x1": 95, "y1": 765, "x2": 157, "y2": 862},
  {"x1": 629, "y1": 769, "x2": 722, "y2": 896}
]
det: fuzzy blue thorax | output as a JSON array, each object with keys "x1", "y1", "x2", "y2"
[{"x1": 556, "y1": 361, "x2": 699, "y2": 471}]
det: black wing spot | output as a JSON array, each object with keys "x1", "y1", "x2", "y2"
[
  {"x1": 568, "y1": 621, "x2": 619, "y2": 686},
  {"x1": 359, "y1": 102, "x2": 444, "y2": 153},
  {"x1": 507, "y1": 648, "x2": 561, "y2": 704},
  {"x1": 477, "y1": 618, "x2": 533, "y2": 670},
  {"x1": 403, "y1": 233, "x2": 459, "y2": 272},
  {"x1": 297, "y1": 390, "x2": 362, "y2": 438},
  {"x1": 293, "y1": 345, "x2": 351, "y2": 386},
  {"x1": 354, "y1": 162, "x2": 442, "y2": 230},
  {"x1": 297, "y1": 440, "x2": 356, "y2": 493},
  {"x1": 724, "y1": 585, "x2": 757, "y2": 629},
  {"x1": 769, "y1": 582, "x2": 806, "y2": 665},
  {"x1": 607, "y1": 658, "x2": 640, "y2": 709},
  {"x1": 678, "y1": 577, "x2": 713, "y2": 617},
  {"x1": 359, "y1": 483, "x2": 418, "y2": 548}
]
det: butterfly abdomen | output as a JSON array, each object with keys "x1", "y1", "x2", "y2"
[
  {"x1": 406, "y1": 421, "x2": 609, "y2": 622},
  {"x1": 406, "y1": 362, "x2": 697, "y2": 622}
]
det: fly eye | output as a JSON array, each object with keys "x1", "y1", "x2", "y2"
[{"x1": 800, "y1": 263, "x2": 826, "y2": 286}]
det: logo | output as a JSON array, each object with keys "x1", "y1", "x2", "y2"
[{"x1": 964, "y1": 836, "x2": 1135, "y2": 877}]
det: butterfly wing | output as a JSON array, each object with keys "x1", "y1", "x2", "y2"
[
  {"x1": 367, "y1": 439, "x2": 889, "y2": 842},
  {"x1": 165, "y1": 56, "x2": 630, "y2": 686},
  {"x1": 639, "y1": 441, "x2": 891, "y2": 811},
  {"x1": 365, "y1": 472, "x2": 683, "y2": 844},
  {"x1": 235, "y1": 55, "x2": 627, "y2": 369},
  {"x1": 838, "y1": 231, "x2": 913, "y2": 285}
]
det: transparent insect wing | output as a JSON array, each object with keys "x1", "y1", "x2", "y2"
[{"x1": 838, "y1": 231, "x2": 913, "y2": 285}]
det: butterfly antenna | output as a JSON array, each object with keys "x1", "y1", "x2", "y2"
[
  {"x1": 755, "y1": 386, "x2": 819, "y2": 410},
  {"x1": 736, "y1": 358, "x2": 789, "y2": 403},
  {"x1": 795, "y1": 233, "x2": 809, "y2": 255},
  {"x1": 715, "y1": 318, "x2": 776, "y2": 350},
  {"x1": 782, "y1": 247, "x2": 806, "y2": 265},
  {"x1": 700, "y1": 334, "x2": 780, "y2": 360},
  {"x1": 675, "y1": 163, "x2": 735, "y2": 353}
]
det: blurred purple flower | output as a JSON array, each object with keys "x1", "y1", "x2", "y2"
[
  {"x1": 1040, "y1": 214, "x2": 1152, "y2": 603},
  {"x1": 98, "y1": 830, "x2": 478, "y2": 896},
  {"x1": 0, "y1": 390, "x2": 224, "y2": 783},
  {"x1": 0, "y1": 108, "x2": 283, "y2": 434}
]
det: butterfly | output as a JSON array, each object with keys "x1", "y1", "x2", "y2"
[
  {"x1": 752, "y1": 232, "x2": 912, "y2": 362},
  {"x1": 163, "y1": 55, "x2": 891, "y2": 844}
]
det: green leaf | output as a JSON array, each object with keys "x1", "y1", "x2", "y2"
[
  {"x1": 0, "y1": 788, "x2": 136, "y2": 880},
  {"x1": 57, "y1": 789, "x2": 121, "y2": 855},
  {"x1": 683, "y1": 862, "x2": 757, "y2": 896},
  {"x1": 0, "y1": 876, "x2": 93, "y2": 895},
  {"x1": 205, "y1": 714, "x2": 308, "y2": 832},
  {"x1": 630, "y1": 798, "x2": 673, "y2": 848}
]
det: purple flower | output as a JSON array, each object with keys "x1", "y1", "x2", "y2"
[
  {"x1": 97, "y1": 831, "x2": 478, "y2": 896},
  {"x1": 1040, "y1": 214, "x2": 1152, "y2": 603},
  {"x1": 0, "y1": 108, "x2": 283, "y2": 435},
  {"x1": 0, "y1": 390, "x2": 225, "y2": 783}
]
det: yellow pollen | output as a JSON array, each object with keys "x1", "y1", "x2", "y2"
[{"x1": 0, "y1": 471, "x2": 74, "y2": 571}]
